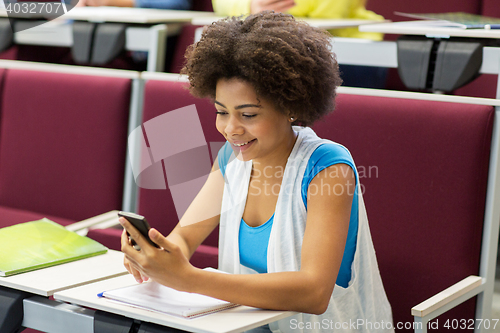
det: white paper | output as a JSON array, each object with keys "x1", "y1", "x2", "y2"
[{"x1": 101, "y1": 270, "x2": 238, "y2": 318}]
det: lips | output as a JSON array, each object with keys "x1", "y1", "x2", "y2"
[{"x1": 232, "y1": 139, "x2": 256, "y2": 147}]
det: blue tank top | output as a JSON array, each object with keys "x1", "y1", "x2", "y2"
[{"x1": 218, "y1": 142, "x2": 358, "y2": 288}]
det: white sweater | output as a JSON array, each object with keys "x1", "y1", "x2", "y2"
[{"x1": 219, "y1": 127, "x2": 394, "y2": 333}]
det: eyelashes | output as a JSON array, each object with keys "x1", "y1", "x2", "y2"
[{"x1": 216, "y1": 111, "x2": 257, "y2": 118}]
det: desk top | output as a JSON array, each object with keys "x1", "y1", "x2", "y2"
[
  {"x1": 65, "y1": 7, "x2": 215, "y2": 23},
  {"x1": 0, "y1": 250, "x2": 127, "y2": 296},
  {"x1": 54, "y1": 274, "x2": 295, "y2": 333},
  {"x1": 0, "y1": 7, "x2": 216, "y2": 24},
  {"x1": 359, "y1": 20, "x2": 500, "y2": 39},
  {"x1": 191, "y1": 16, "x2": 387, "y2": 30}
]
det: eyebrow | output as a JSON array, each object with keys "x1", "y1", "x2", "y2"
[{"x1": 215, "y1": 100, "x2": 261, "y2": 110}]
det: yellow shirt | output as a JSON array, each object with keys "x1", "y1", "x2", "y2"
[{"x1": 212, "y1": 0, "x2": 383, "y2": 40}]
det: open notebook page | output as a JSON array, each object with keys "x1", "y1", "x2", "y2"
[{"x1": 99, "y1": 269, "x2": 239, "y2": 318}]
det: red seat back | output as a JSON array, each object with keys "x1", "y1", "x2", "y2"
[
  {"x1": 482, "y1": 0, "x2": 500, "y2": 18},
  {"x1": 313, "y1": 93, "x2": 493, "y2": 329},
  {"x1": 366, "y1": 0, "x2": 481, "y2": 23},
  {"x1": 169, "y1": 24, "x2": 201, "y2": 74},
  {"x1": 0, "y1": 68, "x2": 7, "y2": 107},
  {"x1": 0, "y1": 68, "x2": 131, "y2": 222},
  {"x1": 191, "y1": 0, "x2": 213, "y2": 11}
]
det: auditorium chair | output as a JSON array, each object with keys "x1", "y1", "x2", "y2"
[{"x1": 0, "y1": 60, "x2": 136, "y2": 228}]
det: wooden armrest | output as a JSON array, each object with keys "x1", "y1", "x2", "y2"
[
  {"x1": 411, "y1": 275, "x2": 483, "y2": 317},
  {"x1": 65, "y1": 210, "x2": 119, "y2": 233}
]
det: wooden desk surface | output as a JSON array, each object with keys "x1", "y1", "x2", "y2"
[
  {"x1": 54, "y1": 274, "x2": 296, "y2": 333},
  {"x1": 359, "y1": 20, "x2": 500, "y2": 39},
  {"x1": 0, "y1": 250, "x2": 127, "y2": 296},
  {"x1": 0, "y1": 7, "x2": 216, "y2": 24},
  {"x1": 65, "y1": 7, "x2": 215, "y2": 23}
]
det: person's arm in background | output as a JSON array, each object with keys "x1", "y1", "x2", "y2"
[
  {"x1": 212, "y1": 0, "x2": 383, "y2": 41},
  {"x1": 212, "y1": 0, "x2": 251, "y2": 16},
  {"x1": 134, "y1": 0, "x2": 191, "y2": 10},
  {"x1": 84, "y1": 0, "x2": 133, "y2": 7},
  {"x1": 289, "y1": 0, "x2": 384, "y2": 40},
  {"x1": 212, "y1": 0, "x2": 295, "y2": 17}
]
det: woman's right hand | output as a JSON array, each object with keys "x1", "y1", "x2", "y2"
[{"x1": 250, "y1": 0, "x2": 296, "y2": 14}]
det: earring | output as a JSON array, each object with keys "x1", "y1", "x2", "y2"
[{"x1": 290, "y1": 117, "x2": 295, "y2": 122}]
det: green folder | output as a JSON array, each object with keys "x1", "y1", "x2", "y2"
[{"x1": 0, "y1": 218, "x2": 108, "y2": 276}]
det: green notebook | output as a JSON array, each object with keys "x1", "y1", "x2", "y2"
[{"x1": 0, "y1": 218, "x2": 108, "y2": 276}]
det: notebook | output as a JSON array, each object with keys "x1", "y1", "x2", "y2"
[
  {"x1": 395, "y1": 12, "x2": 500, "y2": 29},
  {"x1": 99, "y1": 271, "x2": 239, "y2": 318},
  {"x1": 0, "y1": 218, "x2": 108, "y2": 276}
]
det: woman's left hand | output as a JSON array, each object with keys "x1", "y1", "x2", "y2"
[{"x1": 119, "y1": 217, "x2": 195, "y2": 291}]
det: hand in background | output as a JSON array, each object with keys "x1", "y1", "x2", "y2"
[{"x1": 250, "y1": 0, "x2": 296, "y2": 14}]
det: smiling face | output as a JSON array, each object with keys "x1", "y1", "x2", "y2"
[{"x1": 215, "y1": 78, "x2": 296, "y2": 164}]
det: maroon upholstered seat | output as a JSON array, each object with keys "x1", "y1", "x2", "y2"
[
  {"x1": 0, "y1": 206, "x2": 74, "y2": 226},
  {"x1": 313, "y1": 93, "x2": 493, "y2": 331},
  {"x1": 482, "y1": 0, "x2": 500, "y2": 18},
  {"x1": 366, "y1": 0, "x2": 481, "y2": 24},
  {"x1": 0, "y1": 68, "x2": 7, "y2": 105},
  {"x1": 191, "y1": 0, "x2": 213, "y2": 11},
  {"x1": 0, "y1": 67, "x2": 6, "y2": 86},
  {"x1": 0, "y1": 68, "x2": 131, "y2": 228},
  {"x1": 169, "y1": 24, "x2": 203, "y2": 74},
  {"x1": 169, "y1": 0, "x2": 213, "y2": 73},
  {"x1": 0, "y1": 47, "x2": 17, "y2": 61}
]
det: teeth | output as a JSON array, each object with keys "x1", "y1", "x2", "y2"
[{"x1": 233, "y1": 140, "x2": 253, "y2": 147}]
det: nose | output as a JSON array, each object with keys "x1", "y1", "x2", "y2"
[{"x1": 222, "y1": 115, "x2": 244, "y2": 137}]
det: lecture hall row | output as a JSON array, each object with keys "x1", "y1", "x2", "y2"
[
  {"x1": 0, "y1": 59, "x2": 497, "y2": 332},
  {"x1": 1, "y1": 0, "x2": 499, "y2": 331},
  {"x1": 0, "y1": 0, "x2": 499, "y2": 99}
]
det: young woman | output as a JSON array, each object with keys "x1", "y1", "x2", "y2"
[{"x1": 119, "y1": 12, "x2": 393, "y2": 332}]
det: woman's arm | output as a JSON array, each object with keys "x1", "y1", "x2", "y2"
[
  {"x1": 212, "y1": 0, "x2": 251, "y2": 16},
  {"x1": 212, "y1": 0, "x2": 295, "y2": 16},
  {"x1": 121, "y1": 163, "x2": 354, "y2": 314},
  {"x1": 123, "y1": 160, "x2": 223, "y2": 282}
]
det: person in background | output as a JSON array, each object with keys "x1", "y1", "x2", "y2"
[
  {"x1": 119, "y1": 12, "x2": 393, "y2": 333},
  {"x1": 212, "y1": 0, "x2": 387, "y2": 88},
  {"x1": 213, "y1": 0, "x2": 383, "y2": 40}
]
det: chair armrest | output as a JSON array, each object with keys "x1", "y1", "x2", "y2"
[
  {"x1": 411, "y1": 275, "x2": 484, "y2": 318},
  {"x1": 65, "y1": 210, "x2": 120, "y2": 234}
]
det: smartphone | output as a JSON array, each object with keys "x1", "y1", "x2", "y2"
[{"x1": 118, "y1": 211, "x2": 160, "y2": 250}]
